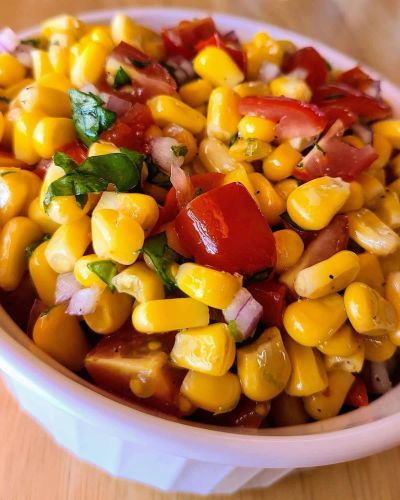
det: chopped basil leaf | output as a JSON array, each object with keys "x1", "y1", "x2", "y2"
[
  {"x1": 129, "y1": 58, "x2": 151, "y2": 69},
  {"x1": 0, "y1": 96, "x2": 10, "y2": 103},
  {"x1": 25, "y1": 234, "x2": 51, "y2": 258},
  {"x1": 113, "y1": 66, "x2": 131, "y2": 89},
  {"x1": 160, "y1": 61, "x2": 177, "y2": 77},
  {"x1": 87, "y1": 260, "x2": 118, "y2": 292},
  {"x1": 229, "y1": 133, "x2": 239, "y2": 147},
  {"x1": 323, "y1": 93, "x2": 345, "y2": 100},
  {"x1": 227, "y1": 320, "x2": 240, "y2": 342},
  {"x1": 141, "y1": 233, "x2": 178, "y2": 291},
  {"x1": 297, "y1": 161, "x2": 304, "y2": 169},
  {"x1": 21, "y1": 38, "x2": 41, "y2": 48},
  {"x1": 315, "y1": 143, "x2": 326, "y2": 154},
  {"x1": 171, "y1": 145, "x2": 188, "y2": 157},
  {"x1": 146, "y1": 157, "x2": 172, "y2": 189},
  {"x1": 194, "y1": 187, "x2": 204, "y2": 197},
  {"x1": 244, "y1": 268, "x2": 272, "y2": 285},
  {"x1": 69, "y1": 89, "x2": 116, "y2": 147},
  {"x1": 0, "y1": 170, "x2": 17, "y2": 177}
]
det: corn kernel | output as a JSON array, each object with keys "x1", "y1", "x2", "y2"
[
  {"x1": 179, "y1": 79, "x2": 213, "y2": 108},
  {"x1": 355, "y1": 252, "x2": 385, "y2": 294},
  {"x1": 48, "y1": 45, "x2": 70, "y2": 77},
  {"x1": 31, "y1": 50, "x2": 53, "y2": 80},
  {"x1": 273, "y1": 229, "x2": 304, "y2": 273},
  {"x1": 84, "y1": 288, "x2": 133, "y2": 334},
  {"x1": 199, "y1": 137, "x2": 253, "y2": 174},
  {"x1": 245, "y1": 33, "x2": 284, "y2": 80},
  {"x1": 275, "y1": 178, "x2": 299, "y2": 200},
  {"x1": 249, "y1": 172, "x2": 286, "y2": 225},
  {"x1": 391, "y1": 153, "x2": 400, "y2": 179},
  {"x1": 73, "y1": 254, "x2": 108, "y2": 290},
  {"x1": 373, "y1": 190, "x2": 400, "y2": 229},
  {"x1": 234, "y1": 81, "x2": 270, "y2": 97},
  {"x1": 28, "y1": 197, "x2": 60, "y2": 234},
  {"x1": 379, "y1": 249, "x2": 400, "y2": 278},
  {"x1": 356, "y1": 172, "x2": 384, "y2": 207},
  {"x1": 262, "y1": 143, "x2": 302, "y2": 182},
  {"x1": 29, "y1": 240, "x2": 57, "y2": 306},
  {"x1": 238, "y1": 116, "x2": 275, "y2": 142},
  {"x1": 33, "y1": 117, "x2": 76, "y2": 158},
  {"x1": 372, "y1": 120, "x2": 400, "y2": 149},
  {"x1": 147, "y1": 95, "x2": 206, "y2": 134},
  {"x1": 88, "y1": 142, "x2": 119, "y2": 157},
  {"x1": 19, "y1": 84, "x2": 71, "y2": 117},
  {"x1": 193, "y1": 46, "x2": 244, "y2": 88},
  {"x1": 317, "y1": 323, "x2": 361, "y2": 357},
  {"x1": 270, "y1": 392, "x2": 309, "y2": 426},
  {"x1": 13, "y1": 111, "x2": 44, "y2": 165},
  {"x1": 371, "y1": 132, "x2": 393, "y2": 169},
  {"x1": 112, "y1": 262, "x2": 165, "y2": 302},
  {"x1": 270, "y1": 76, "x2": 312, "y2": 101},
  {"x1": 384, "y1": 271, "x2": 400, "y2": 346},
  {"x1": 89, "y1": 26, "x2": 114, "y2": 52},
  {"x1": 324, "y1": 343, "x2": 365, "y2": 373},
  {"x1": 206, "y1": 87, "x2": 241, "y2": 142},
  {"x1": 223, "y1": 165, "x2": 259, "y2": 205},
  {"x1": 368, "y1": 165, "x2": 386, "y2": 185},
  {"x1": 163, "y1": 124, "x2": 197, "y2": 164},
  {"x1": 363, "y1": 335, "x2": 396, "y2": 362},
  {"x1": 340, "y1": 181, "x2": 364, "y2": 212},
  {"x1": 41, "y1": 15, "x2": 84, "y2": 39},
  {"x1": 229, "y1": 138, "x2": 272, "y2": 162},
  {"x1": 0, "y1": 54, "x2": 25, "y2": 87},
  {"x1": 71, "y1": 42, "x2": 108, "y2": 88},
  {"x1": 38, "y1": 72, "x2": 72, "y2": 93}
]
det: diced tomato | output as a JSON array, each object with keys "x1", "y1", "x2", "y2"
[
  {"x1": 32, "y1": 158, "x2": 52, "y2": 179},
  {"x1": 337, "y1": 66, "x2": 376, "y2": 93},
  {"x1": 195, "y1": 33, "x2": 246, "y2": 72},
  {"x1": 58, "y1": 141, "x2": 88, "y2": 164},
  {"x1": 161, "y1": 17, "x2": 217, "y2": 59},
  {"x1": 283, "y1": 47, "x2": 328, "y2": 89},
  {"x1": 238, "y1": 96, "x2": 327, "y2": 139},
  {"x1": 247, "y1": 280, "x2": 287, "y2": 328},
  {"x1": 345, "y1": 376, "x2": 369, "y2": 407},
  {"x1": 175, "y1": 182, "x2": 276, "y2": 275}
]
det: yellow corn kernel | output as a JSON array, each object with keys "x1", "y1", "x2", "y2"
[
  {"x1": 373, "y1": 190, "x2": 400, "y2": 229},
  {"x1": 388, "y1": 178, "x2": 400, "y2": 198},
  {"x1": 37, "y1": 72, "x2": 72, "y2": 93},
  {"x1": 28, "y1": 197, "x2": 60, "y2": 234},
  {"x1": 112, "y1": 262, "x2": 165, "y2": 302},
  {"x1": 324, "y1": 343, "x2": 365, "y2": 373},
  {"x1": 379, "y1": 249, "x2": 400, "y2": 278},
  {"x1": 223, "y1": 165, "x2": 259, "y2": 205},
  {"x1": 33, "y1": 303, "x2": 89, "y2": 371},
  {"x1": 28, "y1": 240, "x2": 57, "y2": 306},
  {"x1": 303, "y1": 370, "x2": 355, "y2": 421},
  {"x1": 70, "y1": 42, "x2": 108, "y2": 88},
  {"x1": 249, "y1": 172, "x2": 286, "y2": 225},
  {"x1": 41, "y1": 14, "x2": 84, "y2": 39},
  {"x1": 199, "y1": 137, "x2": 253, "y2": 174},
  {"x1": 384, "y1": 272, "x2": 400, "y2": 346},
  {"x1": 284, "y1": 294, "x2": 347, "y2": 347},
  {"x1": 94, "y1": 192, "x2": 158, "y2": 236},
  {"x1": 234, "y1": 81, "x2": 270, "y2": 97},
  {"x1": 317, "y1": 323, "x2": 361, "y2": 357},
  {"x1": 245, "y1": 33, "x2": 284, "y2": 80},
  {"x1": 147, "y1": 96, "x2": 206, "y2": 135},
  {"x1": 372, "y1": 120, "x2": 400, "y2": 149},
  {"x1": 355, "y1": 252, "x2": 385, "y2": 294},
  {"x1": 1, "y1": 108, "x2": 20, "y2": 148},
  {"x1": 262, "y1": 143, "x2": 302, "y2": 182},
  {"x1": 88, "y1": 142, "x2": 119, "y2": 157},
  {"x1": 275, "y1": 178, "x2": 300, "y2": 200},
  {"x1": 344, "y1": 282, "x2": 397, "y2": 336},
  {"x1": 368, "y1": 165, "x2": 386, "y2": 185},
  {"x1": 33, "y1": 117, "x2": 76, "y2": 159},
  {"x1": 91, "y1": 208, "x2": 144, "y2": 266},
  {"x1": 162, "y1": 124, "x2": 197, "y2": 164},
  {"x1": 31, "y1": 50, "x2": 53, "y2": 80},
  {"x1": 19, "y1": 84, "x2": 71, "y2": 117},
  {"x1": 175, "y1": 263, "x2": 242, "y2": 309},
  {"x1": 143, "y1": 125, "x2": 162, "y2": 143},
  {"x1": 347, "y1": 208, "x2": 400, "y2": 256},
  {"x1": 181, "y1": 370, "x2": 241, "y2": 414},
  {"x1": 0, "y1": 217, "x2": 42, "y2": 290},
  {"x1": 287, "y1": 177, "x2": 350, "y2": 231},
  {"x1": 270, "y1": 76, "x2": 312, "y2": 102},
  {"x1": 110, "y1": 15, "x2": 163, "y2": 58},
  {"x1": 270, "y1": 392, "x2": 309, "y2": 426},
  {"x1": 13, "y1": 111, "x2": 44, "y2": 165},
  {"x1": 391, "y1": 153, "x2": 400, "y2": 179},
  {"x1": 341, "y1": 181, "x2": 364, "y2": 212},
  {"x1": 371, "y1": 132, "x2": 393, "y2": 169},
  {"x1": 4, "y1": 80, "x2": 32, "y2": 102},
  {"x1": 285, "y1": 336, "x2": 328, "y2": 396},
  {"x1": 237, "y1": 327, "x2": 291, "y2": 401},
  {"x1": 193, "y1": 46, "x2": 244, "y2": 88},
  {"x1": 179, "y1": 79, "x2": 213, "y2": 108},
  {"x1": 0, "y1": 54, "x2": 25, "y2": 87},
  {"x1": 238, "y1": 116, "x2": 275, "y2": 142},
  {"x1": 363, "y1": 335, "x2": 396, "y2": 362},
  {"x1": 132, "y1": 298, "x2": 209, "y2": 334},
  {"x1": 356, "y1": 172, "x2": 385, "y2": 207},
  {"x1": 294, "y1": 250, "x2": 360, "y2": 299},
  {"x1": 48, "y1": 45, "x2": 70, "y2": 77},
  {"x1": 89, "y1": 26, "x2": 114, "y2": 52},
  {"x1": 273, "y1": 229, "x2": 304, "y2": 273},
  {"x1": 229, "y1": 138, "x2": 272, "y2": 162},
  {"x1": 206, "y1": 87, "x2": 241, "y2": 142},
  {"x1": 84, "y1": 288, "x2": 133, "y2": 335},
  {"x1": 171, "y1": 323, "x2": 235, "y2": 376},
  {"x1": 73, "y1": 254, "x2": 109, "y2": 290},
  {"x1": 45, "y1": 216, "x2": 91, "y2": 273}
]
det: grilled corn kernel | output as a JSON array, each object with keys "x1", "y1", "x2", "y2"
[
  {"x1": 132, "y1": 298, "x2": 209, "y2": 334},
  {"x1": 372, "y1": 120, "x2": 400, "y2": 149},
  {"x1": 238, "y1": 116, "x2": 275, "y2": 142},
  {"x1": 284, "y1": 294, "x2": 347, "y2": 347},
  {"x1": 344, "y1": 282, "x2": 397, "y2": 336},
  {"x1": 84, "y1": 288, "x2": 133, "y2": 335},
  {"x1": 41, "y1": 14, "x2": 84, "y2": 39},
  {"x1": 28, "y1": 197, "x2": 60, "y2": 234},
  {"x1": 0, "y1": 54, "x2": 25, "y2": 87},
  {"x1": 237, "y1": 327, "x2": 291, "y2": 401},
  {"x1": 273, "y1": 229, "x2": 304, "y2": 273},
  {"x1": 199, "y1": 137, "x2": 253, "y2": 174},
  {"x1": 363, "y1": 335, "x2": 396, "y2": 362},
  {"x1": 193, "y1": 46, "x2": 244, "y2": 88},
  {"x1": 33, "y1": 303, "x2": 89, "y2": 372},
  {"x1": 223, "y1": 165, "x2": 259, "y2": 205},
  {"x1": 179, "y1": 79, "x2": 213, "y2": 108},
  {"x1": 347, "y1": 208, "x2": 400, "y2": 256},
  {"x1": 175, "y1": 263, "x2": 242, "y2": 309},
  {"x1": 384, "y1": 272, "x2": 400, "y2": 346},
  {"x1": 275, "y1": 178, "x2": 300, "y2": 200},
  {"x1": 373, "y1": 190, "x2": 400, "y2": 229},
  {"x1": 303, "y1": 370, "x2": 355, "y2": 421},
  {"x1": 249, "y1": 172, "x2": 286, "y2": 225},
  {"x1": 162, "y1": 124, "x2": 198, "y2": 164},
  {"x1": 270, "y1": 392, "x2": 309, "y2": 426},
  {"x1": 356, "y1": 172, "x2": 385, "y2": 207},
  {"x1": 112, "y1": 262, "x2": 165, "y2": 302},
  {"x1": 92, "y1": 208, "x2": 144, "y2": 265},
  {"x1": 245, "y1": 33, "x2": 284, "y2": 80},
  {"x1": 341, "y1": 181, "x2": 365, "y2": 212},
  {"x1": 294, "y1": 250, "x2": 360, "y2": 299},
  {"x1": 0, "y1": 217, "x2": 42, "y2": 291},
  {"x1": 31, "y1": 50, "x2": 53, "y2": 80},
  {"x1": 207, "y1": 87, "x2": 241, "y2": 142},
  {"x1": 147, "y1": 96, "x2": 206, "y2": 134},
  {"x1": 181, "y1": 370, "x2": 241, "y2": 414},
  {"x1": 13, "y1": 110, "x2": 44, "y2": 164},
  {"x1": 19, "y1": 84, "x2": 71, "y2": 117},
  {"x1": 73, "y1": 254, "x2": 109, "y2": 290},
  {"x1": 33, "y1": 117, "x2": 76, "y2": 159},
  {"x1": 371, "y1": 132, "x2": 393, "y2": 169},
  {"x1": 285, "y1": 336, "x2": 328, "y2": 396},
  {"x1": 28, "y1": 241, "x2": 57, "y2": 306},
  {"x1": 71, "y1": 42, "x2": 108, "y2": 88},
  {"x1": 234, "y1": 81, "x2": 270, "y2": 97},
  {"x1": 45, "y1": 216, "x2": 91, "y2": 273},
  {"x1": 287, "y1": 177, "x2": 350, "y2": 230},
  {"x1": 171, "y1": 323, "x2": 235, "y2": 376},
  {"x1": 355, "y1": 252, "x2": 385, "y2": 295},
  {"x1": 270, "y1": 76, "x2": 312, "y2": 102},
  {"x1": 229, "y1": 138, "x2": 272, "y2": 162},
  {"x1": 37, "y1": 72, "x2": 72, "y2": 93},
  {"x1": 317, "y1": 323, "x2": 361, "y2": 357},
  {"x1": 324, "y1": 343, "x2": 365, "y2": 373},
  {"x1": 262, "y1": 143, "x2": 302, "y2": 182}
]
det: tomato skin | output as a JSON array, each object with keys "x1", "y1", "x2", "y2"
[
  {"x1": 175, "y1": 182, "x2": 276, "y2": 275},
  {"x1": 195, "y1": 33, "x2": 246, "y2": 72},
  {"x1": 58, "y1": 141, "x2": 88, "y2": 164},
  {"x1": 247, "y1": 280, "x2": 287, "y2": 328},
  {"x1": 161, "y1": 17, "x2": 217, "y2": 58},
  {"x1": 345, "y1": 376, "x2": 369, "y2": 407},
  {"x1": 283, "y1": 47, "x2": 328, "y2": 89},
  {"x1": 337, "y1": 66, "x2": 375, "y2": 92}
]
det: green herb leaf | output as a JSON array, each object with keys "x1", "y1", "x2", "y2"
[
  {"x1": 87, "y1": 260, "x2": 118, "y2": 291},
  {"x1": 244, "y1": 268, "x2": 272, "y2": 285},
  {"x1": 194, "y1": 187, "x2": 204, "y2": 197},
  {"x1": 141, "y1": 233, "x2": 178, "y2": 291},
  {"x1": 0, "y1": 170, "x2": 17, "y2": 177},
  {"x1": 315, "y1": 143, "x2": 326, "y2": 154},
  {"x1": 25, "y1": 234, "x2": 51, "y2": 258},
  {"x1": 21, "y1": 38, "x2": 41, "y2": 48},
  {"x1": 146, "y1": 157, "x2": 172, "y2": 189},
  {"x1": 129, "y1": 58, "x2": 151, "y2": 69},
  {"x1": 171, "y1": 145, "x2": 188, "y2": 157},
  {"x1": 229, "y1": 133, "x2": 239, "y2": 147},
  {"x1": 113, "y1": 66, "x2": 131, "y2": 89},
  {"x1": 53, "y1": 151, "x2": 78, "y2": 174},
  {"x1": 0, "y1": 96, "x2": 10, "y2": 104},
  {"x1": 227, "y1": 320, "x2": 240, "y2": 342},
  {"x1": 323, "y1": 93, "x2": 345, "y2": 100},
  {"x1": 69, "y1": 89, "x2": 116, "y2": 147}
]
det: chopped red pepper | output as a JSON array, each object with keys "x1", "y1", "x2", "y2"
[
  {"x1": 247, "y1": 280, "x2": 287, "y2": 328},
  {"x1": 283, "y1": 47, "x2": 328, "y2": 89},
  {"x1": 345, "y1": 376, "x2": 369, "y2": 407},
  {"x1": 58, "y1": 141, "x2": 88, "y2": 164},
  {"x1": 337, "y1": 66, "x2": 376, "y2": 93}
]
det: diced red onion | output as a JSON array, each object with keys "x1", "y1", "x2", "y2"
[
  {"x1": 66, "y1": 286, "x2": 101, "y2": 316},
  {"x1": 14, "y1": 44, "x2": 33, "y2": 67},
  {"x1": 0, "y1": 27, "x2": 19, "y2": 54},
  {"x1": 223, "y1": 288, "x2": 263, "y2": 341},
  {"x1": 352, "y1": 123, "x2": 373, "y2": 144},
  {"x1": 259, "y1": 61, "x2": 280, "y2": 82},
  {"x1": 287, "y1": 68, "x2": 308, "y2": 80},
  {"x1": 165, "y1": 56, "x2": 195, "y2": 84},
  {"x1": 80, "y1": 83, "x2": 101, "y2": 95},
  {"x1": 104, "y1": 94, "x2": 132, "y2": 116},
  {"x1": 369, "y1": 362, "x2": 392, "y2": 394},
  {"x1": 364, "y1": 80, "x2": 381, "y2": 100},
  {"x1": 55, "y1": 272, "x2": 82, "y2": 304},
  {"x1": 301, "y1": 119, "x2": 344, "y2": 168},
  {"x1": 150, "y1": 136, "x2": 184, "y2": 174}
]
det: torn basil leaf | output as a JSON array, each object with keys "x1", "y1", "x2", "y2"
[
  {"x1": 87, "y1": 260, "x2": 118, "y2": 292},
  {"x1": 25, "y1": 234, "x2": 51, "y2": 258},
  {"x1": 229, "y1": 133, "x2": 239, "y2": 147},
  {"x1": 69, "y1": 89, "x2": 116, "y2": 147},
  {"x1": 141, "y1": 233, "x2": 178, "y2": 291},
  {"x1": 243, "y1": 268, "x2": 272, "y2": 285},
  {"x1": 21, "y1": 38, "x2": 41, "y2": 48},
  {"x1": 227, "y1": 320, "x2": 240, "y2": 342},
  {"x1": 129, "y1": 58, "x2": 151, "y2": 69},
  {"x1": 113, "y1": 66, "x2": 131, "y2": 89},
  {"x1": 146, "y1": 157, "x2": 172, "y2": 189},
  {"x1": 171, "y1": 145, "x2": 188, "y2": 157}
]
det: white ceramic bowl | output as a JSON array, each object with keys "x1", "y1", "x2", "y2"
[{"x1": 1, "y1": 7, "x2": 400, "y2": 495}]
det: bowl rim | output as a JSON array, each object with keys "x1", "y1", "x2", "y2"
[{"x1": 1, "y1": 6, "x2": 400, "y2": 468}]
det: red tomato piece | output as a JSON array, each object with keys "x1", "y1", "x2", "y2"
[
  {"x1": 175, "y1": 182, "x2": 276, "y2": 275},
  {"x1": 195, "y1": 33, "x2": 246, "y2": 72},
  {"x1": 345, "y1": 376, "x2": 369, "y2": 407},
  {"x1": 283, "y1": 47, "x2": 328, "y2": 89},
  {"x1": 58, "y1": 141, "x2": 88, "y2": 164},
  {"x1": 337, "y1": 66, "x2": 376, "y2": 93},
  {"x1": 247, "y1": 280, "x2": 287, "y2": 328},
  {"x1": 238, "y1": 96, "x2": 327, "y2": 139}
]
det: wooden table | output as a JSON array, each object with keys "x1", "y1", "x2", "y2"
[{"x1": 1, "y1": 1, "x2": 400, "y2": 498}]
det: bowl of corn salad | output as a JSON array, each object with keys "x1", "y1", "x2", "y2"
[{"x1": 1, "y1": 7, "x2": 400, "y2": 494}]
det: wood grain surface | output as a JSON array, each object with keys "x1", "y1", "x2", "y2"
[{"x1": 1, "y1": 1, "x2": 400, "y2": 499}]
